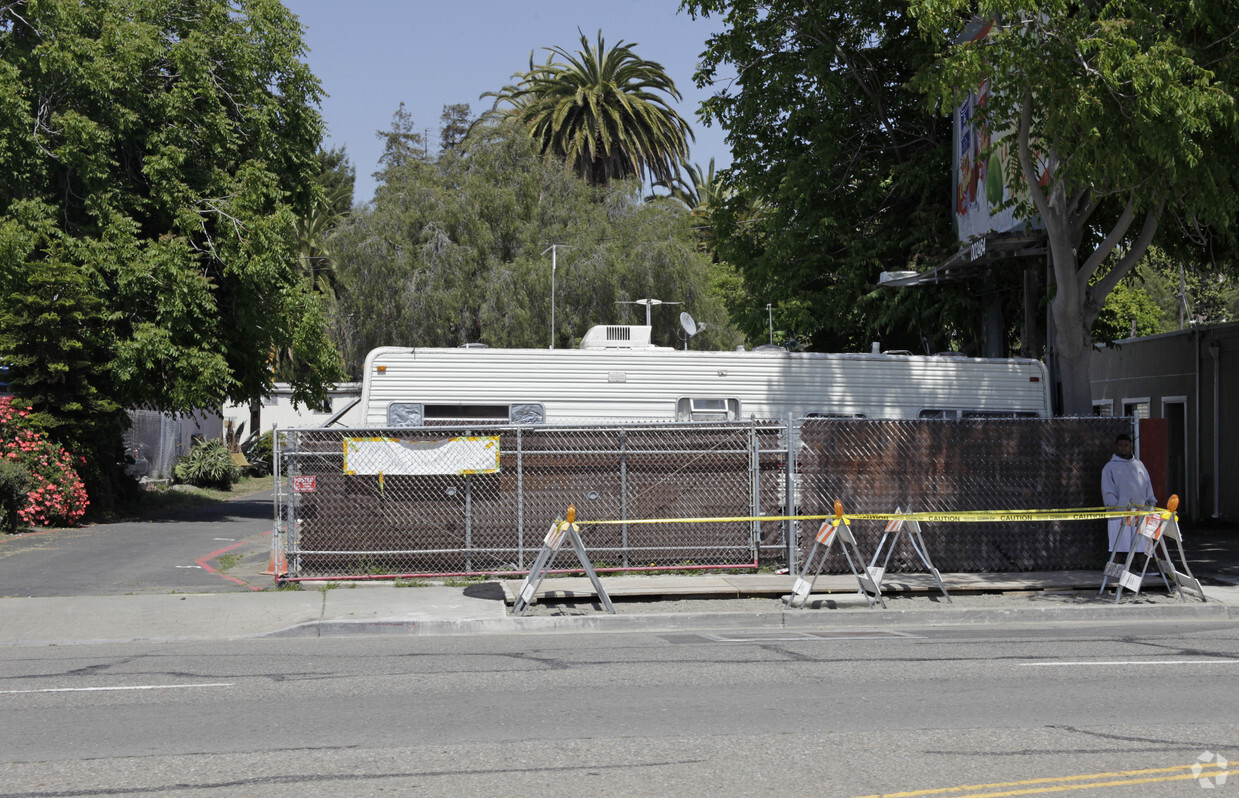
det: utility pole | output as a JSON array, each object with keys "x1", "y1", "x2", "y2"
[{"x1": 542, "y1": 244, "x2": 570, "y2": 348}]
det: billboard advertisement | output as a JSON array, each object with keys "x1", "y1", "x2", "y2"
[{"x1": 954, "y1": 25, "x2": 1050, "y2": 244}]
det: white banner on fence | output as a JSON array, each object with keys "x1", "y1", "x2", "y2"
[{"x1": 343, "y1": 436, "x2": 501, "y2": 476}]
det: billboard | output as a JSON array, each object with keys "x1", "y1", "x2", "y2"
[{"x1": 953, "y1": 24, "x2": 1049, "y2": 244}]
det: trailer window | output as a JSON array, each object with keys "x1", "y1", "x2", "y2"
[
  {"x1": 510, "y1": 404, "x2": 545, "y2": 424},
  {"x1": 920, "y1": 409, "x2": 1041, "y2": 419},
  {"x1": 961, "y1": 410, "x2": 1041, "y2": 419},
  {"x1": 387, "y1": 403, "x2": 424, "y2": 426},
  {"x1": 424, "y1": 404, "x2": 511, "y2": 421},
  {"x1": 676, "y1": 397, "x2": 740, "y2": 422}
]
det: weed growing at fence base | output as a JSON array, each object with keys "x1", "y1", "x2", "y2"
[{"x1": 443, "y1": 576, "x2": 487, "y2": 587}]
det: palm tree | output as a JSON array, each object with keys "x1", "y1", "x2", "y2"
[
  {"x1": 483, "y1": 30, "x2": 693, "y2": 187},
  {"x1": 658, "y1": 159, "x2": 727, "y2": 215},
  {"x1": 653, "y1": 159, "x2": 768, "y2": 257},
  {"x1": 292, "y1": 201, "x2": 342, "y2": 299}
]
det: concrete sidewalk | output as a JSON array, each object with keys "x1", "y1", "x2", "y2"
[{"x1": 1, "y1": 573, "x2": 1235, "y2": 646}]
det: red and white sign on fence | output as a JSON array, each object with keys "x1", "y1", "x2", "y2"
[{"x1": 291, "y1": 475, "x2": 317, "y2": 493}]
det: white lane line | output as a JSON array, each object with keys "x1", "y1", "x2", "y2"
[
  {"x1": 213, "y1": 538, "x2": 236, "y2": 542},
  {"x1": 0, "y1": 683, "x2": 233, "y2": 695},
  {"x1": 1022, "y1": 660, "x2": 1239, "y2": 667},
  {"x1": 174, "y1": 565, "x2": 203, "y2": 569}
]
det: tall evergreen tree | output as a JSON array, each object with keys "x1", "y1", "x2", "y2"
[{"x1": 439, "y1": 103, "x2": 472, "y2": 152}]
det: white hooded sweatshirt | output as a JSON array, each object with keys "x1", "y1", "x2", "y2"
[{"x1": 1101, "y1": 453, "x2": 1157, "y2": 552}]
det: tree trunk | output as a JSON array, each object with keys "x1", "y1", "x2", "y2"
[{"x1": 1051, "y1": 291, "x2": 1096, "y2": 416}]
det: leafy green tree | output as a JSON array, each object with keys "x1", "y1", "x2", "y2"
[
  {"x1": 909, "y1": 2, "x2": 1239, "y2": 414},
  {"x1": 0, "y1": 0, "x2": 342, "y2": 506},
  {"x1": 1132, "y1": 247, "x2": 1238, "y2": 328},
  {"x1": 330, "y1": 123, "x2": 739, "y2": 375},
  {"x1": 316, "y1": 146, "x2": 356, "y2": 216},
  {"x1": 682, "y1": 0, "x2": 977, "y2": 354},
  {"x1": 483, "y1": 31, "x2": 693, "y2": 187},
  {"x1": 0, "y1": 226, "x2": 126, "y2": 506},
  {"x1": 1092, "y1": 279, "x2": 1168, "y2": 343}
]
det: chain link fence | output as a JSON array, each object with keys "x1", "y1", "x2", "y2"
[
  {"x1": 275, "y1": 423, "x2": 784, "y2": 578},
  {"x1": 794, "y1": 417, "x2": 1133, "y2": 573},
  {"x1": 124, "y1": 410, "x2": 186, "y2": 480},
  {"x1": 274, "y1": 417, "x2": 1132, "y2": 580}
]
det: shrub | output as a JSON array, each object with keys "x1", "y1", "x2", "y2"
[
  {"x1": 0, "y1": 460, "x2": 30, "y2": 533},
  {"x1": 241, "y1": 431, "x2": 274, "y2": 478},
  {"x1": 174, "y1": 438, "x2": 241, "y2": 490},
  {"x1": 0, "y1": 397, "x2": 90, "y2": 527}
]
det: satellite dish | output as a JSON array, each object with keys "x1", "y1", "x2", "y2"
[{"x1": 679, "y1": 311, "x2": 697, "y2": 337}]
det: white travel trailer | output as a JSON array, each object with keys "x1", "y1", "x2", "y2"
[{"x1": 357, "y1": 325, "x2": 1052, "y2": 426}]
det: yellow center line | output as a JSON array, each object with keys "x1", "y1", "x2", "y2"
[{"x1": 851, "y1": 764, "x2": 1230, "y2": 798}]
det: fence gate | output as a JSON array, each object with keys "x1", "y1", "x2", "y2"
[{"x1": 274, "y1": 423, "x2": 779, "y2": 579}]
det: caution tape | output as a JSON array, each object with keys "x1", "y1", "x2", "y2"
[{"x1": 585, "y1": 506, "x2": 1174, "y2": 527}]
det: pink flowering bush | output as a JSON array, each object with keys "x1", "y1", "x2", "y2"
[{"x1": 0, "y1": 397, "x2": 89, "y2": 528}]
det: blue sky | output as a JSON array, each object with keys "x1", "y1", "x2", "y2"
[{"x1": 283, "y1": 1, "x2": 736, "y2": 204}]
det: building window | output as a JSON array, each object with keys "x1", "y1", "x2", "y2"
[
  {"x1": 1093, "y1": 400, "x2": 1114, "y2": 417},
  {"x1": 1122, "y1": 399, "x2": 1150, "y2": 419}
]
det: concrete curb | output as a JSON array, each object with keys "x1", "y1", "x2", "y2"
[{"x1": 264, "y1": 600, "x2": 1234, "y2": 639}]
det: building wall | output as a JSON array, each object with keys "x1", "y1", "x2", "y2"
[
  {"x1": 222, "y1": 382, "x2": 362, "y2": 437},
  {"x1": 1089, "y1": 321, "x2": 1238, "y2": 521}
]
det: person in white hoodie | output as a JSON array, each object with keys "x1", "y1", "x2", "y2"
[{"x1": 1101, "y1": 432, "x2": 1157, "y2": 553}]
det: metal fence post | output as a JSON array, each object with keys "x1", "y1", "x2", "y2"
[
  {"x1": 464, "y1": 474, "x2": 473, "y2": 573},
  {"x1": 272, "y1": 422, "x2": 283, "y2": 577},
  {"x1": 620, "y1": 429, "x2": 629, "y2": 568},
  {"x1": 749, "y1": 420, "x2": 761, "y2": 565},
  {"x1": 784, "y1": 414, "x2": 798, "y2": 573},
  {"x1": 516, "y1": 427, "x2": 524, "y2": 569}
]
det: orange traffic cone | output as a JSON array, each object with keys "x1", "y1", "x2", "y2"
[{"x1": 261, "y1": 545, "x2": 288, "y2": 577}]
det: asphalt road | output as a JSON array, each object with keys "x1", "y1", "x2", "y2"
[
  {"x1": 0, "y1": 491, "x2": 275, "y2": 597},
  {"x1": 2, "y1": 619, "x2": 1236, "y2": 797}
]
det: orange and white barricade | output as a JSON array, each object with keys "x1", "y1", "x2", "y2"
[
  {"x1": 1107, "y1": 496, "x2": 1206, "y2": 604},
  {"x1": 512, "y1": 505, "x2": 615, "y2": 617},
  {"x1": 789, "y1": 501, "x2": 885, "y2": 609},
  {"x1": 866, "y1": 508, "x2": 950, "y2": 602}
]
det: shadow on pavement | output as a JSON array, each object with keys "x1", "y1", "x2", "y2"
[
  {"x1": 1180, "y1": 519, "x2": 1239, "y2": 582},
  {"x1": 463, "y1": 582, "x2": 507, "y2": 602},
  {"x1": 140, "y1": 490, "x2": 275, "y2": 525}
]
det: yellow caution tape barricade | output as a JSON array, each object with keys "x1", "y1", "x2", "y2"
[
  {"x1": 789, "y1": 501, "x2": 885, "y2": 609},
  {"x1": 1100, "y1": 508, "x2": 1171, "y2": 594},
  {"x1": 581, "y1": 498, "x2": 1206, "y2": 604},
  {"x1": 1106, "y1": 498, "x2": 1206, "y2": 604},
  {"x1": 513, "y1": 505, "x2": 615, "y2": 617},
  {"x1": 866, "y1": 507, "x2": 951, "y2": 602}
]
